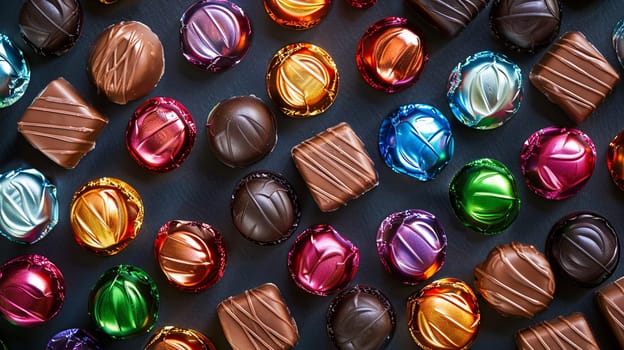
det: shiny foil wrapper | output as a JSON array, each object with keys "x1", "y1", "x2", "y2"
[
  {"x1": 263, "y1": 0, "x2": 331, "y2": 29},
  {"x1": 46, "y1": 328, "x2": 102, "y2": 350},
  {"x1": 144, "y1": 326, "x2": 215, "y2": 350},
  {"x1": 608, "y1": 129, "x2": 624, "y2": 191},
  {"x1": 345, "y1": 0, "x2": 376, "y2": 8},
  {"x1": 0, "y1": 34, "x2": 30, "y2": 108},
  {"x1": 615, "y1": 20, "x2": 624, "y2": 68}
]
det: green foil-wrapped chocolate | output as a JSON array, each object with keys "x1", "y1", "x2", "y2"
[
  {"x1": 144, "y1": 326, "x2": 216, "y2": 350},
  {"x1": 88, "y1": 265, "x2": 159, "y2": 339},
  {"x1": 449, "y1": 158, "x2": 520, "y2": 234}
]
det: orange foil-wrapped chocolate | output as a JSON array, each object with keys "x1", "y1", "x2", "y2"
[{"x1": 263, "y1": 0, "x2": 331, "y2": 30}]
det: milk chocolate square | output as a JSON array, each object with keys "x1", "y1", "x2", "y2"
[
  {"x1": 596, "y1": 277, "x2": 624, "y2": 348},
  {"x1": 217, "y1": 283, "x2": 299, "y2": 350},
  {"x1": 407, "y1": 0, "x2": 489, "y2": 37},
  {"x1": 291, "y1": 122, "x2": 378, "y2": 212},
  {"x1": 530, "y1": 31, "x2": 619, "y2": 124},
  {"x1": 18, "y1": 78, "x2": 108, "y2": 169},
  {"x1": 516, "y1": 313, "x2": 599, "y2": 350}
]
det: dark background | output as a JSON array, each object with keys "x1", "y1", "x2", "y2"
[{"x1": 1, "y1": 0, "x2": 623, "y2": 349}]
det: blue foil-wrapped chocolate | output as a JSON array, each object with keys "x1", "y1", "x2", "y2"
[
  {"x1": 0, "y1": 34, "x2": 30, "y2": 108},
  {"x1": 614, "y1": 20, "x2": 624, "y2": 68},
  {"x1": 46, "y1": 328, "x2": 102, "y2": 350},
  {"x1": 447, "y1": 51, "x2": 522, "y2": 130},
  {"x1": 0, "y1": 168, "x2": 58, "y2": 244},
  {"x1": 379, "y1": 104, "x2": 454, "y2": 181}
]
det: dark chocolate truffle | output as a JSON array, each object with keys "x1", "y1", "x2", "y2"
[
  {"x1": 19, "y1": 0, "x2": 82, "y2": 56},
  {"x1": 546, "y1": 212, "x2": 619, "y2": 287},
  {"x1": 326, "y1": 285, "x2": 395, "y2": 350},
  {"x1": 207, "y1": 95, "x2": 277, "y2": 167},
  {"x1": 407, "y1": 0, "x2": 489, "y2": 37},
  {"x1": 490, "y1": 0, "x2": 561, "y2": 52},
  {"x1": 231, "y1": 171, "x2": 299, "y2": 245}
]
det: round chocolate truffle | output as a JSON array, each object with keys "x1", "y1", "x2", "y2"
[
  {"x1": 207, "y1": 95, "x2": 277, "y2": 167},
  {"x1": 546, "y1": 212, "x2": 619, "y2": 287},
  {"x1": 490, "y1": 0, "x2": 561, "y2": 52},
  {"x1": 474, "y1": 242, "x2": 555, "y2": 318},
  {"x1": 327, "y1": 285, "x2": 395, "y2": 350},
  {"x1": 19, "y1": 0, "x2": 83, "y2": 56},
  {"x1": 231, "y1": 171, "x2": 300, "y2": 245}
]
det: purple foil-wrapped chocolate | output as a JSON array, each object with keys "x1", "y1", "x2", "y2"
[{"x1": 46, "y1": 328, "x2": 101, "y2": 350}]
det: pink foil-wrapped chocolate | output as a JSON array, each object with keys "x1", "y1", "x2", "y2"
[
  {"x1": 287, "y1": 224, "x2": 359, "y2": 296},
  {"x1": 346, "y1": 0, "x2": 376, "y2": 8},
  {"x1": 0, "y1": 254, "x2": 65, "y2": 327},
  {"x1": 520, "y1": 127, "x2": 596, "y2": 200},
  {"x1": 126, "y1": 97, "x2": 196, "y2": 172}
]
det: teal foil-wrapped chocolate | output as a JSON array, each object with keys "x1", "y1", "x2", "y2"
[
  {"x1": 0, "y1": 34, "x2": 29, "y2": 108},
  {"x1": 88, "y1": 265, "x2": 159, "y2": 339},
  {"x1": 614, "y1": 19, "x2": 624, "y2": 68}
]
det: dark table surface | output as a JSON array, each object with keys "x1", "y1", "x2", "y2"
[{"x1": 1, "y1": 0, "x2": 624, "y2": 349}]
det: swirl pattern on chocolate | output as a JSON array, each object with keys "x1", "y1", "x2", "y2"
[
  {"x1": 19, "y1": 0, "x2": 82, "y2": 56},
  {"x1": 407, "y1": 0, "x2": 489, "y2": 37},
  {"x1": 263, "y1": 0, "x2": 331, "y2": 29},
  {"x1": 515, "y1": 313, "x2": 599, "y2": 350},
  {"x1": 490, "y1": 0, "x2": 560, "y2": 51}
]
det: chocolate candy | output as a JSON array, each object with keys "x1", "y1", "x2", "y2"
[
  {"x1": 520, "y1": 127, "x2": 596, "y2": 200},
  {"x1": 608, "y1": 129, "x2": 624, "y2": 191},
  {"x1": 19, "y1": 0, "x2": 82, "y2": 56},
  {"x1": 0, "y1": 34, "x2": 30, "y2": 108},
  {"x1": 0, "y1": 254, "x2": 65, "y2": 327},
  {"x1": 154, "y1": 220, "x2": 226, "y2": 292},
  {"x1": 206, "y1": 95, "x2": 277, "y2": 167},
  {"x1": 70, "y1": 177, "x2": 144, "y2": 255},
  {"x1": 356, "y1": 17, "x2": 427, "y2": 93},
  {"x1": 292, "y1": 122, "x2": 378, "y2": 212},
  {"x1": 89, "y1": 265, "x2": 159, "y2": 339},
  {"x1": 0, "y1": 168, "x2": 57, "y2": 244},
  {"x1": 18, "y1": 78, "x2": 109, "y2": 169},
  {"x1": 180, "y1": 0, "x2": 252, "y2": 72},
  {"x1": 447, "y1": 51, "x2": 522, "y2": 129},
  {"x1": 144, "y1": 326, "x2": 215, "y2": 350},
  {"x1": 217, "y1": 283, "x2": 299, "y2": 350},
  {"x1": 407, "y1": 0, "x2": 489, "y2": 37},
  {"x1": 615, "y1": 20, "x2": 624, "y2": 68},
  {"x1": 326, "y1": 285, "x2": 395, "y2": 350},
  {"x1": 596, "y1": 277, "x2": 624, "y2": 348},
  {"x1": 288, "y1": 224, "x2": 359, "y2": 295},
  {"x1": 530, "y1": 31, "x2": 619, "y2": 124},
  {"x1": 376, "y1": 210, "x2": 446, "y2": 284},
  {"x1": 490, "y1": 0, "x2": 561, "y2": 52},
  {"x1": 231, "y1": 171, "x2": 299, "y2": 245},
  {"x1": 88, "y1": 21, "x2": 164, "y2": 105},
  {"x1": 449, "y1": 158, "x2": 520, "y2": 234},
  {"x1": 98, "y1": 0, "x2": 117, "y2": 3},
  {"x1": 474, "y1": 242, "x2": 555, "y2": 318},
  {"x1": 378, "y1": 104, "x2": 454, "y2": 181},
  {"x1": 46, "y1": 328, "x2": 101, "y2": 350},
  {"x1": 546, "y1": 212, "x2": 619, "y2": 287},
  {"x1": 516, "y1": 313, "x2": 599, "y2": 350},
  {"x1": 266, "y1": 42, "x2": 339, "y2": 117},
  {"x1": 126, "y1": 97, "x2": 196, "y2": 172},
  {"x1": 263, "y1": 0, "x2": 331, "y2": 29},
  {"x1": 407, "y1": 278, "x2": 480, "y2": 350},
  {"x1": 345, "y1": 0, "x2": 375, "y2": 8}
]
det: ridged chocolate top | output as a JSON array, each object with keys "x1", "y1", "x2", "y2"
[
  {"x1": 490, "y1": 0, "x2": 560, "y2": 51},
  {"x1": 19, "y1": 0, "x2": 82, "y2": 56},
  {"x1": 516, "y1": 313, "x2": 599, "y2": 350},
  {"x1": 596, "y1": 277, "x2": 624, "y2": 349},
  {"x1": 407, "y1": 0, "x2": 489, "y2": 37}
]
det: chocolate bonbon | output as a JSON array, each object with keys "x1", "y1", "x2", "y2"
[
  {"x1": 406, "y1": 278, "x2": 479, "y2": 350},
  {"x1": 46, "y1": 328, "x2": 101, "y2": 350},
  {"x1": 615, "y1": 20, "x2": 624, "y2": 68},
  {"x1": 0, "y1": 168, "x2": 57, "y2": 244},
  {"x1": 376, "y1": 209, "x2": 446, "y2": 284},
  {"x1": 288, "y1": 224, "x2": 359, "y2": 295},
  {"x1": 346, "y1": 0, "x2": 375, "y2": 8},
  {"x1": 326, "y1": 285, "x2": 395, "y2": 350},
  {"x1": 0, "y1": 254, "x2": 64, "y2": 327},
  {"x1": 217, "y1": 283, "x2": 299, "y2": 350},
  {"x1": 19, "y1": 0, "x2": 82, "y2": 56},
  {"x1": 144, "y1": 326, "x2": 215, "y2": 350},
  {"x1": 180, "y1": 0, "x2": 252, "y2": 72},
  {"x1": 530, "y1": 31, "x2": 619, "y2": 124},
  {"x1": 520, "y1": 127, "x2": 596, "y2": 200},
  {"x1": 546, "y1": 212, "x2": 619, "y2": 287},
  {"x1": 407, "y1": 0, "x2": 489, "y2": 37},
  {"x1": 596, "y1": 277, "x2": 624, "y2": 348},
  {"x1": 126, "y1": 97, "x2": 196, "y2": 172},
  {"x1": 231, "y1": 171, "x2": 299, "y2": 245},
  {"x1": 18, "y1": 77, "x2": 108, "y2": 169},
  {"x1": 356, "y1": 17, "x2": 427, "y2": 93},
  {"x1": 70, "y1": 177, "x2": 144, "y2": 255},
  {"x1": 608, "y1": 129, "x2": 624, "y2": 191},
  {"x1": 263, "y1": 0, "x2": 331, "y2": 29},
  {"x1": 474, "y1": 242, "x2": 555, "y2": 318},
  {"x1": 89, "y1": 265, "x2": 159, "y2": 339},
  {"x1": 266, "y1": 42, "x2": 339, "y2": 117},
  {"x1": 490, "y1": 0, "x2": 561, "y2": 52},
  {"x1": 447, "y1": 51, "x2": 522, "y2": 129},
  {"x1": 292, "y1": 122, "x2": 378, "y2": 212},
  {"x1": 378, "y1": 104, "x2": 454, "y2": 181},
  {"x1": 88, "y1": 21, "x2": 164, "y2": 105},
  {"x1": 449, "y1": 158, "x2": 520, "y2": 234},
  {"x1": 206, "y1": 95, "x2": 276, "y2": 167},
  {"x1": 516, "y1": 313, "x2": 599, "y2": 350},
  {"x1": 0, "y1": 34, "x2": 30, "y2": 108},
  {"x1": 154, "y1": 220, "x2": 226, "y2": 292}
]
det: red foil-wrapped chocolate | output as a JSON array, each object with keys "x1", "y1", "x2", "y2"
[
  {"x1": 0, "y1": 254, "x2": 65, "y2": 327},
  {"x1": 154, "y1": 220, "x2": 227, "y2": 292},
  {"x1": 345, "y1": 0, "x2": 376, "y2": 8},
  {"x1": 287, "y1": 224, "x2": 359, "y2": 296},
  {"x1": 608, "y1": 129, "x2": 624, "y2": 191}
]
